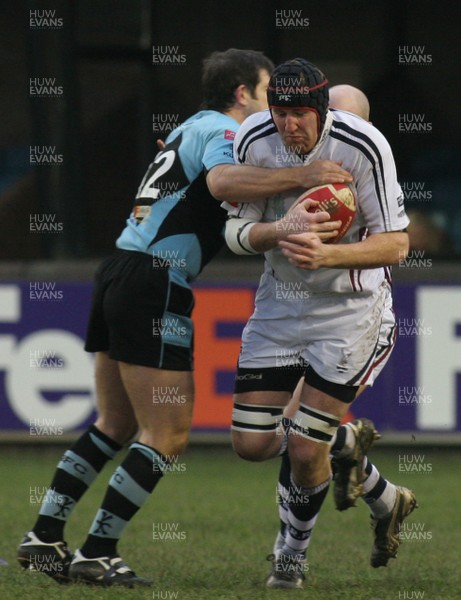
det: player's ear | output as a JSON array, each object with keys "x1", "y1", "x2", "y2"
[{"x1": 234, "y1": 84, "x2": 249, "y2": 107}]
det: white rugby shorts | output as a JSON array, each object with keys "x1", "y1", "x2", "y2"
[{"x1": 238, "y1": 271, "x2": 395, "y2": 387}]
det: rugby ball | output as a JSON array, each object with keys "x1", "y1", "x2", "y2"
[{"x1": 297, "y1": 182, "x2": 356, "y2": 243}]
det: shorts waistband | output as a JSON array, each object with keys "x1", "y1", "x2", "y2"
[{"x1": 115, "y1": 248, "x2": 169, "y2": 268}]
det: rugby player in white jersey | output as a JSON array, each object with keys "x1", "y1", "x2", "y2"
[
  {"x1": 17, "y1": 49, "x2": 353, "y2": 588},
  {"x1": 224, "y1": 60, "x2": 417, "y2": 589}
]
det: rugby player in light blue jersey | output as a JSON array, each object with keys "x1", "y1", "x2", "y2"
[{"x1": 17, "y1": 49, "x2": 352, "y2": 587}]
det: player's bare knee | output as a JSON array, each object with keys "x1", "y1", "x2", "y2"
[
  {"x1": 231, "y1": 402, "x2": 284, "y2": 461},
  {"x1": 232, "y1": 432, "x2": 270, "y2": 462},
  {"x1": 233, "y1": 446, "x2": 268, "y2": 462}
]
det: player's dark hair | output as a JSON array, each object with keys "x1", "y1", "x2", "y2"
[{"x1": 201, "y1": 48, "x2": 274, "y2": 111}]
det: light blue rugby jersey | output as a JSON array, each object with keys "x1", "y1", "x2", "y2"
[{"x1": 116, "y1": 110, "x2": 239, "y2": 284}]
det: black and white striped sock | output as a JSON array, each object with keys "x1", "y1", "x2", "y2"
[
  {"x1": 361, "y1": 458, "x2": 397, "y2": 518},
  {"x1": 330, "y1": 424, "x2": 354, "y2": 458},
  {"x1": 276, "y1": 452, "x2": 291, "y2": 537},
  {"x1": 282, "y1": 476, "x2": 331, "y2": 557}
]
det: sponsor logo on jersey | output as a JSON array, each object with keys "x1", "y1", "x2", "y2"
[
  {"x1": 133, "y1": 205, "x2": 151, "y2": 224},
  {"x1": 224, "y1": 130, "x2": 236, "y2": 140}
]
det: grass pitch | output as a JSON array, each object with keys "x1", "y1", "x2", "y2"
[{"x1": 0, "y1": 445, "x2": 459, "y2": 599}]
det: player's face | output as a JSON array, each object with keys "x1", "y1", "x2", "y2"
[
  {"x1": 271, "y1": 108, "x2": 319, "y2": 154},
  {"x1": 246, "y1": 69, "x2": 270, "y2": 115}
]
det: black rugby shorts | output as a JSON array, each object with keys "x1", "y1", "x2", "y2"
[{"x1": 85, "y1": 250, "x2": 194, "y2": 370}]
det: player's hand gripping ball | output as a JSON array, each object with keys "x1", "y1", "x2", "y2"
[{"x1": 297, "y1": 183, "x2": 356, "y2": 243}]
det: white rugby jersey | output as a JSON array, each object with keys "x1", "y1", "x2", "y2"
[{"x1": 223, "y1": 109, "x2": 409, "y2": 295}]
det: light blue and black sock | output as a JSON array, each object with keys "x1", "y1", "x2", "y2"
[
  {"x1": 80, "y1": 442, "x2": 167, "y2": 558},
  {"x1": 33, "y1": 425, "x2": 122, "y2": 543}
]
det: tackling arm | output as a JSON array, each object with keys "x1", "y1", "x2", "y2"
[{"x1": 207, "y1": 161, "x2": 353, "y2": 202}]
